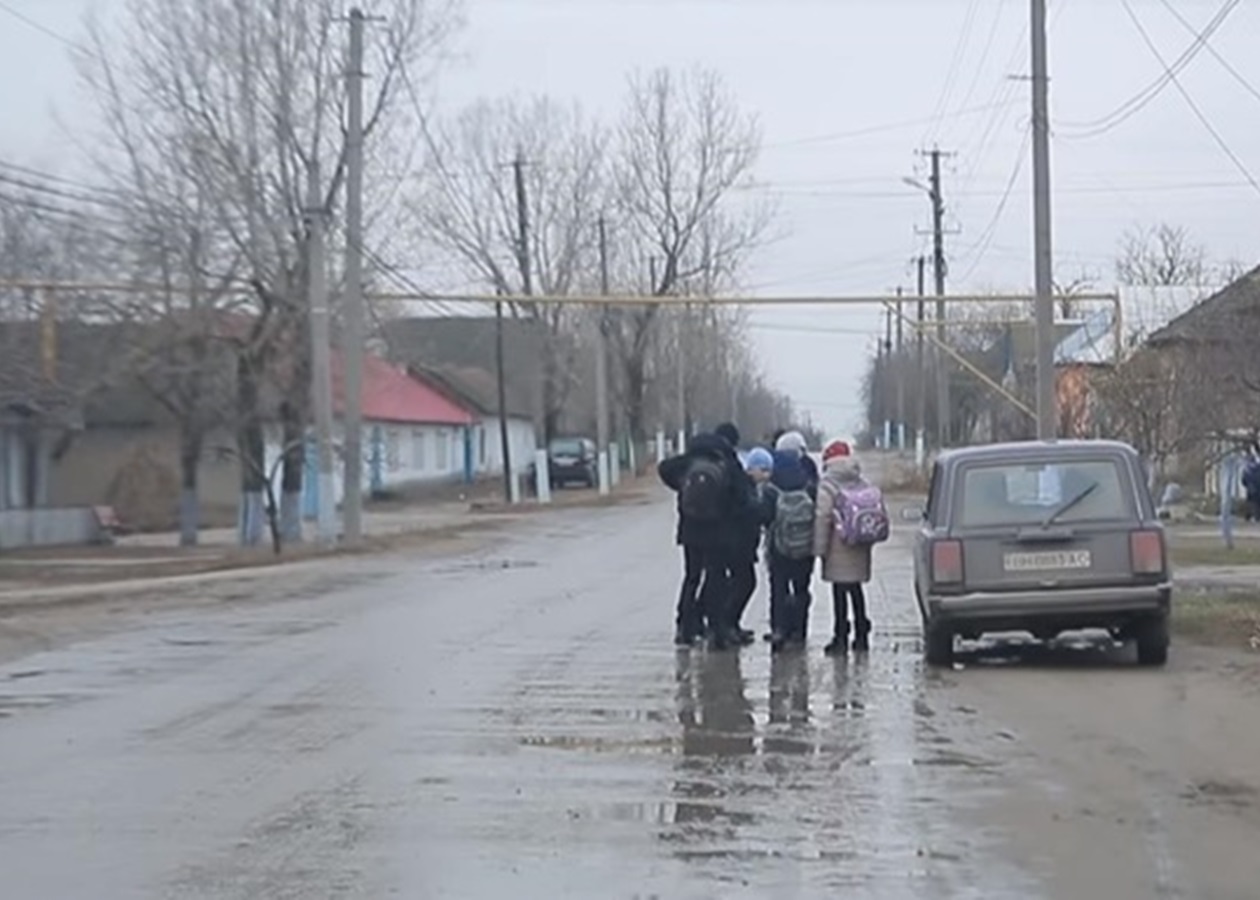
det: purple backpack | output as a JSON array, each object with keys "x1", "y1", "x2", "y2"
[{"x1": 832, "y1": 481, "x2": 890, "y2": 547}]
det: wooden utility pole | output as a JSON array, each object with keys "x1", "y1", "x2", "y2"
[{"x1": 928, "y1": 148, "x2": 952, "y2": 448}]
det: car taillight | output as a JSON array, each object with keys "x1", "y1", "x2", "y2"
[
  {"x1": 932, "y1": 540, "x2": 963, "y2": 585},
  {"x1": 1130, "y1": 529, "x2": 1165, "y2": 575}
]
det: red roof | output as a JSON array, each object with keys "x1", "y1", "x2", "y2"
[{"x1": 330, "y1": 350, "x2": 474, "y2": 426}]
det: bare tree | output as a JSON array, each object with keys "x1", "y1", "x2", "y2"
[
  {"x1": 1094, "y1": 345, "x2": 1210, "y2": 484},
  {"x1": 609, "y1": 67, "x2": 771, "y2": 441},
  {"x1": 415, "y1": 95, "x2": 607, "y2": 442},
  {"x1": 1116, "y1": 223, "x2": 1209, "y2": 288},
  {"x1": 78, "y1": 0, "x2": 460, "y2": 545}
]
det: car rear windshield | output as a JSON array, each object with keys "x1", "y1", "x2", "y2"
[
  {"x1": 955, "y1": 457, "x2": 1134, "y2": 528},
  {"x1": 549, "y1": 439, "x2": 584, "y2": 456}
]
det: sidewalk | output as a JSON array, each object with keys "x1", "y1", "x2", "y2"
[
  {"x1": 116, "y1": 502, "x2": 475, "y2": 548},
  {"x1": 0, "y1": 479, "x2": 651, "y2": 607},
  {"x1": 1177, "y1": 565, "x2": 1260, "y2": 592}
]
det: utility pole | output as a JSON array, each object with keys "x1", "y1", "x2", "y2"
[
  {"x1": 513, "y1": 151, "x2": 533, "y2": 298},
  {"x1": 305, "y1": 159, "x2": 337, "y2": 545},
  {"x1": 341, "y1": 7, "x2": 366, "y2": 544},
  {"x1": 895, "y1": 286, "x2": 906, "y2": 451},
  {"x1": 494, "y1": 286, "x2": 513, "y2": 503},
  {"x1": 883, "y1": 303, "x2": 894, "y2": 449},
  {"x1": 928, "y1": 148, "x2": 952, "y2": 449},
  {"x1": 1031, "y1": 0, "x2": 1057, "y2": 440},
  {"x1": 595, "y1": 217, "x2": 611, "y2": 496},
  {"x1": 916, "y1": 255, "x2": 927, "y2": 468}
]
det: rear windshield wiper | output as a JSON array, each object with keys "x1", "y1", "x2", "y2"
[{"x1": 1041, "y1": 481, "x2": 1098, "y2": 528}]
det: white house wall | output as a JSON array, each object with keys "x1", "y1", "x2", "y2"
[
  {"x1": 473, "y1": 418, "x2": 537, "y2": 477},
  {"x1": 263, "y1": 419, "x2": 475, "y2": 507}
]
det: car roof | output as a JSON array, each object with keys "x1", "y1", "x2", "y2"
[{"x1": 936, "y1": 439, "x2": 1140, "y2": 468}]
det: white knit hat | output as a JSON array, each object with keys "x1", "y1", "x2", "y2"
[{"x1": 774, "y1": 430, "x2": 807, "y2": 454}]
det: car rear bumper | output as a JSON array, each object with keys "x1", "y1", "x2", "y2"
[{"x1": 927, "y1": 583, "x2": 1171, "y2": 622}]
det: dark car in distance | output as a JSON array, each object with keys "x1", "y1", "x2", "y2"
[
  {"x1": 910, "y1": 440, "x2": 1172, "y2": 668},
  {"x1": 545, "y1": 437, "x2": 598, "y2": 488}
]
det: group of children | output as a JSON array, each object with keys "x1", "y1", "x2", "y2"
[
  {"x1": 747, "y1": 433, "x2": 888, "y2": 655},
  {"x1": 659, "y1": 423, "x2": 889, "y2": 655}
]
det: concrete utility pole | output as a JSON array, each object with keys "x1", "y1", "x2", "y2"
[
  {"x1": 494, "y1": 287, "x2": 513, "y2": 504},
  {"x1": 305, "y1": 159, "x2": 337, "y2": 545},
  {"x1": 595, "y1": 217, "x2": 611, "y2": 496},
  {"x1": 916, "y1": 256, "x2": 927, "y2": 468},
  {"x1": 928, "y1": 149, "x2": 951, "y2": 448},
  {"x1": 341, "y1": 7, "x2": 366, "y2": 544},
  {"x1": 883, "y1": 303, "x2": 894, "y2": 449},
  {"x1": 513, "y1": 151, "x2": 533, "y2": 298},
  {"x1": 895, "y1": 286, "x2": 906, "y2": 451},
  {"x1": 1031, "y1": 0, "x2": 1057, "y2": 440}
]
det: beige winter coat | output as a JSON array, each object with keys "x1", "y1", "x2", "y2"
[{"x1": 813, "y1": 457, "x2": 874, "y2": 584}]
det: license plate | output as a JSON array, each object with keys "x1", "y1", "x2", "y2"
[{"x1": 1003, "y1": 550, "x2": 1092, "y2": 572}]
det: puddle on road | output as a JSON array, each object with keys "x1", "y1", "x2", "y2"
[
  {"x1": 432, "y1": 558, "x2": 541, "y2": 575},
  {"x1": 0, "y1": 692, "x2": 94, "y2": 717},
  {"x1": 569, "y1": 800, "x2": 758, "y2": 827}
]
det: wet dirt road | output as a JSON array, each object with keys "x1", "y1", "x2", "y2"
[{"x1": 1, "y1": 495, "x2": 1259, "y2": 898}]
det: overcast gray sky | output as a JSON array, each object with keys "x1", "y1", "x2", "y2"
[{"x1": 3, "y1": 0, "x2": 1258, "y2": 436}]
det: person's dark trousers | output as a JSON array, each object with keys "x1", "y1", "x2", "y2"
[
  {"x1": 699, "y1": 547, "x2": 737, "y2": 649},
  {"x1": 730, "y1": 555, "x2": 757, "y2": 632},
  {"x1": 830, "y1": 582, "x2": 870, "y2": 651},
  {"x1": 768, "y1": 556, "x2": 791, "y2": 642},
  {"x1": 769, "y1": 555, "x2": 813, "y2": 645},
  {"x1": 1249, "y1": 496, "x2": 1260, "y2": 523},
  {"x1": 785, "y1": 557, "x2": 814, "y2": 642},
  {"x1": 676, "y1": 546, "x2": 706, "y2": 643}
]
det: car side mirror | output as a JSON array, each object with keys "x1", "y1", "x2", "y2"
[{"x1": 900, "y1": 505, "x2": 926, "y2": 522}]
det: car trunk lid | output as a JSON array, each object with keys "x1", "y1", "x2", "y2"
[{"x1": 959, "y1": 525, "x2": 1136, "y2": 592}]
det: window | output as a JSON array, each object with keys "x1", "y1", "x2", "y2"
[
  {"x1": 436, "y1": 431, "x2": 449, "y2": 471},
  {"x1": 925, "y1": 463, "x2": 942, "y2": 526},
  {"x1": 385, "y1": 429, "x2": 402, "y2": 472},
  {"x1": 549, "y1": 438, "x2": 585, "y2": 457},
  {"x1": 411, "y1": 429, "x2": 427, "y2": 470},
  {"x1": 955, "y1": 458, "x2": 1132, "y2": 528}
]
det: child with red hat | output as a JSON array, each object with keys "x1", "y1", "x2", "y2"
[{"x1": 813, "y1": 438, "x2": 879, "y2": 654}]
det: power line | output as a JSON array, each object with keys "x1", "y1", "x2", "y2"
[
  {"x1": 0, "y1": 0, "x2": 79, "y2": 48},
  {"x1": 954, "y1": 126, "x2": 1033, "y2": 286},
  {"x1": 1120, "y1": 0, "x2": 1260, "y2": 199},
  {"x1": 763, "y1": 100, "x2": 1020, "y2": 150},
  {"x1": 1155, "y1": 0, "x2": 1260, "y2": 106},
  {"x1": 1057, "y1": 0, "x2": 1240, "y2": 138},
  {"x1": 921, "y1": 0, "x2": 982, "y2": 148}
]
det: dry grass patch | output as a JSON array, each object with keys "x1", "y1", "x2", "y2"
[{"x1": 1174, "y1": 590, "x2": 1260, "y2": 651}]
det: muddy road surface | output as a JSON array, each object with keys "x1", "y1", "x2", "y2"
[{"x1": 1, "y1": 494, "x2": 1259, "y2": 898}]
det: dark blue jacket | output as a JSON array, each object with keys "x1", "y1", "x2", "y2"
[{"x1": 761, "y1": 450, "x2": 817, "y2": 523}]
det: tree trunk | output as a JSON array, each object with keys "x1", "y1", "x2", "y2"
[
  {"x1": 624, "y1": 351, "x2": 649, "y2": 445},
  {"x1": 178, "y1": 426, "x2": 202, "y2": 547},
  {"x1": 279, "y1": 296, "x2": 311, "y2": 543},
  {"x1": 236, "y1": 351, "x2": 266, "y2": 547},
  {"x1": 279, "y1": 400, "x2": 305, "y2": 544}
]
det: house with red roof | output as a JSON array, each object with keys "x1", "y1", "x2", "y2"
[
  {"x1": 279, "y1": 351, "x2": 478, "y2": 517},
  {"x1": 30, "y1": 317, "x2": 486, "y2": 530}
]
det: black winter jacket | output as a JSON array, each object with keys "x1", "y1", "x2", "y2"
[{"x1": 658, "y1": 433, "x2": 755, "y2": 550}]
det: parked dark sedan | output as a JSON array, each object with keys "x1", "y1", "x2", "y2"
[
  {"x1": 544, "y1": 437, "x2": 598, "y2": 488},
  {"x1": 909, "y1": 440, "x2": 1172, "y2": 667}
]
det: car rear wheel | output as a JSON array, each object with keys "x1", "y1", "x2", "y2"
[
  {"x1": 924, "y1": 620, "x2": 954, "y2": 667},
  {"x1": 1135, "y1": 615, "x2": 1169, "y2": 667}
]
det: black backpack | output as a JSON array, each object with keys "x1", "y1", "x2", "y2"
[{"x1": 680, "y1": 457, "x2": 729, "y2": 522}]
